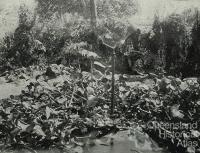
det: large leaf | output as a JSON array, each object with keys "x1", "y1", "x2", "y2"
[
  {"x1": 17, "y1": 120, "x2": 29, "y2": 132},
  {"x1": 46, "y1": 106, "x2": 51, "y2": 119},
  {"x1": 33, "y1": 125, "x2": 46, "y2": 137},
  {"x1": 79, "y1": 49, "x2": 100, "y2": 59},
  {"x1": 87, "y1": 95, "x2": 99, "y2": 107},
  {"x1": 94, "y1": 61, "x2": 106, "y2": 69},
  {"x1": 170, "y1": 104, "x2": 184, "y2": 119}
]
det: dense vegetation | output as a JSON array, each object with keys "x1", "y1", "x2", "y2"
[
  {"x1": 1, "y1": 1, "x2": 200, "y2": 153},
  {"x1": 1, "y1": 2, "x2": 200, "y2": 77}
]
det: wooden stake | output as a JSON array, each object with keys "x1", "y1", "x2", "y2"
[{"x1": 111, "y1": 48, "x2": 115, "y2": 115}]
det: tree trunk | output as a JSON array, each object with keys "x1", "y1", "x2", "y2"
[
  {"x1": 90, "y1": 0, "x2": 97, "y2": 31},
  {"x1": 89, "y1": 0, "x2": 97, "y2": 77},
  {"x1": 83, "y1": 0, "x2": 88, "y2": 17}
]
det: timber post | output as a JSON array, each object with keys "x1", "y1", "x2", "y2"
[{"x1": 111, "y1": 47, "x2": 115, "y2": 115}]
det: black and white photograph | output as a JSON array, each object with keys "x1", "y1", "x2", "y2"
[{"x1": 1, "y1": 0, "x2": 200, "y2": 153}]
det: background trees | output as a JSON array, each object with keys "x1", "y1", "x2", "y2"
[
  {"x1": 0, "y1": 1, "x2": 200, "y2": 77},
  {"x1": 185, "y1": 10, "x2": 200, "y2": 76},
  {"x1": 33, "y1": 0, "x2": 138, "y2": 64},
  {"x1": 140, "y1": 13, "x2": 193, "y2": 77}
]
